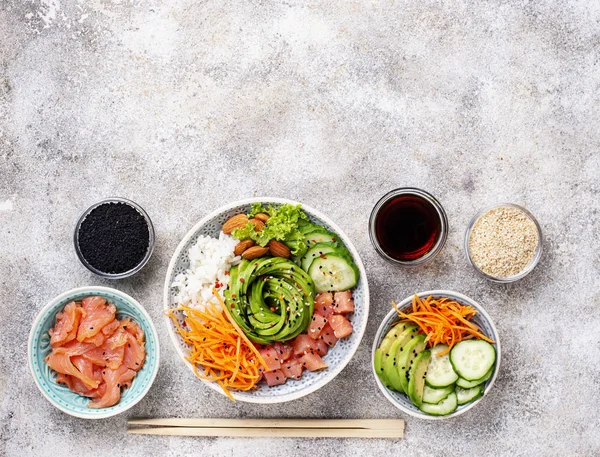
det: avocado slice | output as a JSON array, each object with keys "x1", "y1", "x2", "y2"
[
  {"x1": 375, "y1": 322, "x2": 415, "y2": 389},
  {"x1": 374, "y1": 349, "x2": 391, "y2": 388},
  {"x1": 408, "y1": 349, "x2": 432, "y2": 407},
  {"x1": 382, "y1": 326, "x2": 420, "y2": 392},
  {"x1": 398, "y1": 333, "x2": 427, "y2": 393}
]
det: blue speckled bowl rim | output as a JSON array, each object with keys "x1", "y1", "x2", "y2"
[
  {"x1": 371, "y1": 290, "x2": 501, "y2": 420},
  {"x1": 163, "y1": 197, "x2": 370, "y2": 404},
  {"x1": 27, "y1": 286, "x2": 160, "y2": 419}
]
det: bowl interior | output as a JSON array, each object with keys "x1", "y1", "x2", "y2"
[
  {"x1": 372, "y1": 291, "x2": 500, "y2": 420},
  {"x1": 28, "y1": 287, "x2": 160, "y2": 419},
  {"x1": 164, "y1": 198, "x2": 369, "y2": 403}
]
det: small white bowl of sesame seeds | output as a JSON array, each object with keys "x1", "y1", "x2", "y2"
[{"x1": 464, "y1": 204, "x2": 543, "y2": 283}]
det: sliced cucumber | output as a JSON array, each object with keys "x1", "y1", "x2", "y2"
[
  {"x1": 419, "y1": 391, "x2": 458, "y2": 416},
  {"x1": 456, "y1": 367, "x2": 493, "y2": 388},
  {"x1": 307, "y1": 254, "x2": 358, "y2": 292},
  {"x1": 450, "y1": 340, "x2": 496, "y2": 381},
  {"x1": 422, "y1": 384, "x2": 454, "y2": 405},
  {"x1": 425, "y1": 344, "x2": 459, "y2": 388},
  {"x1": 301, "y1": 242, "x2": 351, "y2": 272},
  {"x1": 456, "y1": 385, "x2": 484, "y2": 405},
  {"x1": 398, "y1": 334, "x2": 427, "y2": 393},
  {"x1": 304, "y1": 229, "x2": 338, "y2": 247},
  {"x1": 408, "y1": 350, "x2": 432, "y2": 407}
]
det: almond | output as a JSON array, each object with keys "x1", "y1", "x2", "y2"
[
  {"x1": 241, "y1": 246, "x2": 269, "y2": 260},
  {"x1": 234, "y1": 239, "x2": 255, "y2": 256},
  {"x1": 248, "y1": 218, "x2": 265, "y2": 232},
  {"x1": 269, "y1": 240, "x2": 291, "y2": 258},
  {"x1": 254, "y1": 213, "x2": 270, "y2": 223},
  {"x1": 222, "y1": 214, "x2": 249, "y2": 235}
]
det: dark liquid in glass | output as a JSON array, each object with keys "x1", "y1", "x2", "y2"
[{"x1": 375, "y1": 195, "x2": 441, "y2": 261}]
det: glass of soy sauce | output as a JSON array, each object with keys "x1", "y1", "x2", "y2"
[{"x1": 369, "y1": 188, "x2": 448, "y2": 267}]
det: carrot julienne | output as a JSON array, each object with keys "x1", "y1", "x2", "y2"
[
  {"x1": 393, "y1": 295, "x2": 495, "y2": 356},
  {"x1": 165, "y1": 292, "x2": 268, "y2": 401}
]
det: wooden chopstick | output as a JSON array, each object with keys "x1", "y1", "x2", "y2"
[{"x1": 127, "y1": 418, "x2": 404, "y2": 439}]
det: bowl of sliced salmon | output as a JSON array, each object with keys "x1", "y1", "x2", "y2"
[{"x1": 28, "y1": 286, "x2": 160, "y2": 419}]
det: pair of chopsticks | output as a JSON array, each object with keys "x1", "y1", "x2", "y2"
[{"x1": 128, "y1": 418, "x2": 404, "y2": 439}]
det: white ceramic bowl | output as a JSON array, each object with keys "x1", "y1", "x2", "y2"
[
  {"x1": 164, "y1": 198, "x2": 370, "y2": 403},
  {"x1": 372, "y1": 290, "x2": 500, "y2": 420}
]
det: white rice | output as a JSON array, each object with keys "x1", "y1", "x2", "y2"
[{"x1": 171, "y1": 232, "x2": 240, "y2": 309}]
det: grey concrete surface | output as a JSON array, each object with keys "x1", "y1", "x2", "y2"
[{"x1": 1, "y1": 0, "x2": 599, "y2": 455}]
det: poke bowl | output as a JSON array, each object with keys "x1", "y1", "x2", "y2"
[
  {"x1": 372, "y1": 290, "x2": 500, "y2": 420},
  {"x1": 28, "y1": 286, "x2": 160, "y2": 419},
  {"x1": 164, "y1": 197, "x2": 370, "y2": 403}
]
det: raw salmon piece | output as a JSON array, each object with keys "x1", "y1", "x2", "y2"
[
  {"x1": 273, "y1": 342, "x2": 292, "y2": 362},
  {"x1": 88, "y1": 365, "x2": 136, "y2": 409},
  {"x1": 49, "y1": 301, "x2": 84, "y2": 347},
  {"x1": 101, "y1": 319, "x2": 121, "y2": 336},
  {"x1": 328, "y1": 315, "x2": 353, "y2": 339},
  {"x1": 258, "y1": 347, "x2": 281, "y2": 371},
  {"x1": 123, "y1": 332, "x2": 146, "y2": 371},
  {"x1": 104, "y1": 328, "x2": 129, "y2": 350},
  {"x1": 82, "y1": 344, "x2": 125, "y2": 370},
  {"x1": 299, "y1": 353, "x2": 328, "y2": 371},
  {"x1": 333, "y1": 291, "x2": 355, "y2": 314},
  {"x1": 292, "y1": 334, "x2": 319, "y2": 356},
  {"x1": 72, "y1": 356, "x2": 103, "y2": 385},
  {"x1": 263, "y1": 369, "x2": 286, "y2": 387},
  {"x1": 121, "y1": 318, "x2": 144, "y2": 344},
  {"x1": 315, "y1": 293, "x2": 335, "y2": 318},
  {"x1": 318, "y1": 323, "x2": 339, "y2": 348},
  {"x1": 52, "y1": 340, "x2": 96, "y2": 357},
  {"x1": 82, "y1": 332, "x2": 107, "y2": 347},
  {"x1": 308, "y1": 313, "x2": 328, "y2": 340},
  {"x1": 281, "y1": 358, "x2": 303, "y2": 380},
  {"x1": 45, "y1": 351, "x2": 99, "y2": 389},
  {"x1": 76, "y1": 297, "x2": 116, "y2": 342}
]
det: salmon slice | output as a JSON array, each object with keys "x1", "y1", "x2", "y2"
[
  {"x1": 72, "y1": 356, "x2": 103, "y2": 385},
  {"x1": 121, "y1": 318, "x2": 144, "y2": 344},
  {"x1": 49, "y1": 301, "x2": 84, "y2": 347},
  {"x1": 52, "y1": 340, "x2": 96, "y2": 357},
  {"x1": 45, "y1": 351, "x2": 99, "y2": 389},
  {"x1": 123, "y1": 332, "x2": 146, "y2": 371},
  {"x1": 104, "y1": 328, "x2": 129, "y2": 350},
  {"x1": 82, "y1": 343, "x2": 125, "y2": 370},
  {"x1": 88, "y1": 364, "x2": 136, "y2": 409},
  {"x1": 76, "y1": 296, "x2": 116, "y2": 342}
]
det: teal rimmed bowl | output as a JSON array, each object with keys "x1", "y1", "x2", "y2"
[{"x1": 28, "y1": 286, "x2": 160, "y2": 419}]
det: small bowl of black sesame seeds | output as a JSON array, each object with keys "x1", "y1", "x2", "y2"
[{"x1": 74, "y1": 198, "x2": 155, "y2": 279}]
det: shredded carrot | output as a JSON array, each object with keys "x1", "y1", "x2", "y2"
[
  {"x1": 393, "y1": 295, "x2": 495, "y2": 356},
  {"x1": 165, "y1": 293, "x2": 267, "y2": 401}
]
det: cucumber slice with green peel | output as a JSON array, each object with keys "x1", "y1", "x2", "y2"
[
  {"x1": 398, "y1": 334, "x2": 427, "y2": 393},
  {"x1": 456, "y1": 385, "x2": 484, "y2": 405},
  {"x1": 425, "y1": 345, "x2": 459, "y2": 388},
  {"x1": 308, "y1": 254, "x2": 358, "y2": 292},
  {"x1": 456, "y1": 367, "x2": 494, "y2": 388},
  {"x1": 300, "y1": 242, "x2": 352, "y2": 272},
  {"x1": 419, "y1": 392, "x2": 458, "y2": 416},
  {"x1": 408, "y1": 350, "x2": 432, "y2": 407},
  {"x1": 450, "y1": 340, "x2": 496, "y2": 381},
  {"x1": 422, "y1": 384, "x2": 455, "y2": 404},
  {"x1": 304, "y1": 229, "x2": 339, "y2": 247},
  {"x1": 374, "y1": 349, "x2": 392, "y2": 388}
]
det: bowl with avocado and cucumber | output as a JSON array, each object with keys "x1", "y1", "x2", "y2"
[{"x1": 372, "y1": 290, "x2": 500, "y2": 419}]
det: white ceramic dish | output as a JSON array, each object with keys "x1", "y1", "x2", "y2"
[
  {"x1": 164, "y1": 198, "x2": 370, "y2": 403},
  {"x1": 372, "y1": 290, "x2": 500, "y2": 420}
]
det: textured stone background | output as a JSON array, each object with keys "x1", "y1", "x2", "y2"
[{"x1": 1, "y1": 0, "x2": 599, "y2": 456}]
